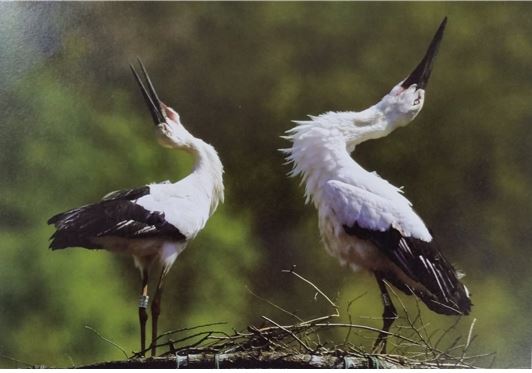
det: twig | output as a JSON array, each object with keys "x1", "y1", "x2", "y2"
[
  {"x1": 0, "y1": 352, "x2": 36, "y2": 368},
  {"x1": 156, "y1": 330, "x2": 231, "y2": 354},
  {"x1": 488, "y1": 352, "x2": 497, "y2": 368},
  {"x1": 281, "y1": 268, "x2": 339, "y2": 315},
  {"x1": 246, "y1": 286, "x2": 304, "y2": 322},
  {"x1": 154, "y1": 321, "x2": 227, "y2": 343},
  {"x1": 173, "y1": 332, "x2": 214, "y2": 353},
  {"x1": 314, "y1": 322, "x2": 422, "y2": 347},
  {"x1": 458, "y1": 317, "x2": 477, "y2": 366},
  {"x1": 465, "y1": 318, "x2": 477, "y2": 351},
  {"x1": 461, "y1": 351, "x2": 496, "y2": 360},
  {"x1": 434, "y1": 316, "x2": 461, "y2": 350},
  {"x1": 262, "y1": 316, "x2": 313, "y2": 353},
  {"x1": 384, "y1": 282, "x2": 434, "y2": 355},
  {"x1": 248, "y1": 325, "x2": 288, "y2": 351},
  {"x1": 66, "y1": 354, "x2": 76, "y2": 368},
  {"x1": 344, "y1": 292, "x2": 368, "y2": 345},
  {"x1": 84, "y1": 325, "x2": 129, "y2": 359}
]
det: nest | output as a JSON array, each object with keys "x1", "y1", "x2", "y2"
[{"x1": 95, "y1": 269, "x2": 493, "y2": 369}]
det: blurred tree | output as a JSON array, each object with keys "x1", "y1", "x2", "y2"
[{"x1": 0, "y1": 2, "x2": 530, "y2": 368}]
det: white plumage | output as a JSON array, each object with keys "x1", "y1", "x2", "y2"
[
  {"x1": 48, "y1": 60, "x2": 224, "y2": 356},
  {"x1": 283, "y1": 89, "x2": 431, "y2": 271},
  {"x1": 136, "y1": 136, "x2": 224, "y2": 241},
  {"x1": 283, "y1": 18, "x2": 471, "y2": 352}
]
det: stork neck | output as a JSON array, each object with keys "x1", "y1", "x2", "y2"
[
  {"x1": 293, "y1": 137, "x2": 363, "y2": 206},
  {"x1": 287, "y1": 93, "x2": 412, "y2": 205},
  {"x1": 189, "y1": 139, "x2": 225, "y2": 214},
  {"x1": 349, "y1": 103, "x2": 403, "y2": 146}
]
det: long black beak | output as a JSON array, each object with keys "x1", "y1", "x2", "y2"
[
  {"x1": 401, "y1": 17, "x2": 447, "y2": 90},
  {"x1": 130, "y1": 58, "x2": 165, "y2": 125}
]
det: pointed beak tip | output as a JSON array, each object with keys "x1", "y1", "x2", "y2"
[
  {"x1": 436, "y1": 16, "x2": 448, "y2": 40},
  {"x1": 401, "y1": 17, "x2": 448, "y2": 90},
  {"x1": 130, "y1": 60, "x2": 165, "y2": 126}
]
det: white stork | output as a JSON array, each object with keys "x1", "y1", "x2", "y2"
[
  {"x1": 283, "y1": 18, "x2": 471, "y2": 352},
  {"x1": 47, "y1": 60, "x2": 224, "y2": 356}
]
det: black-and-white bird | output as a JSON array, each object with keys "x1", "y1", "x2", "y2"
[
  {"x1": 283, "y1": 18, "x2": 471, "y2": 352},
  {"x1": 47, "y1": 60, "x2": 224, "y2": 356}
]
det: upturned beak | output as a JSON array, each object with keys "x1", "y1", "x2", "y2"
[
  {"x1": 401, "y1": 17, "x2": 447, "y2": 90},
  {"x1": 130, "y1": 58, "x2": 165, "y2": 125}
]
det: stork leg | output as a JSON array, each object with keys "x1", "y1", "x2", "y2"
[
  {"x1": 373, "y1": 272, "x2": 398, "y2": 354},
  {"x1": 138, "y1": 268, "x2": 149, "y2": 356},
  {"x1": 150, "y1": 266, "x2": 170, "y2": 356}
]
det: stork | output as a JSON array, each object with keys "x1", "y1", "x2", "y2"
[
  {"x1": 47, "y1": 60, "x2": 224, "y2": 356},
  {"x1": 283, "y1": 18, "x2": 471, "y2": 352}
]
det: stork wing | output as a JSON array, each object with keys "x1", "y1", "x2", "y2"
[
  {"x1": 48, "y1": 186, "x2": 186, "y2": 250},
  {"x1": 102, "y1": 186, "x2": 151, "y2": 201},
  {"x1": 323, "y1": 180, "x2": 471, "y2": 315},
  {"x1": 323, "y1": 180, "x2": 431, "y2": 241}
]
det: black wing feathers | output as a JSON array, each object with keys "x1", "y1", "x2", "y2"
[
  {"x1": 48, "y1": 186, "x2": 186, "y2": 250},
  {"x1": 344, "y1": 222, "x2": 472, "y2": 315},
  {"x1": 101, "y1": 186, "x2": 150, "y2": 202}
]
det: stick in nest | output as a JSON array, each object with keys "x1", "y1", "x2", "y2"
[{"x1": 126, "y1": 268, "x2": 490, "y2": 369}]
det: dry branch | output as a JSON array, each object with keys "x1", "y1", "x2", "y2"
[
  {"x1": 80, "y1": 352, "x2": 406, "y2": 369},
  {"x1": 38, "y1": 268, "x2": 491, "y2": 369}
]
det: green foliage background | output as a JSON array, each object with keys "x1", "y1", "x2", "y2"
[{"x1": 0, "y1": 2, "x2": 530, "y2": 368}]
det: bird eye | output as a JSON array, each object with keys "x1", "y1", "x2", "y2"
[{"x1": 413, "y1": 93, "x2": 422, "y2": 106}]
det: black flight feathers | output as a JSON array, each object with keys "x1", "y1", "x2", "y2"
[
  {"x1": 48, "y1": 186, "x2": 186, "y2": 250},
  {"x1": 344, "y1": 222, "x2": 472, "y2": 316}
]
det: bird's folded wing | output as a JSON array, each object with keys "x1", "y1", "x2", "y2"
[
  {"x1": 48, "y1": 192, "x2": 186, "y2": 249},
  {"x1": 102, "y1": 186, "x2": 151, "y2": 201},
  {"x1": 99, "y1": 185, "x2": 186, "y2": 240},
  {"x1": 323, "y1": 180, "x2": 471, "y2": 315},
  {"x1": 323, "y1": 180, "x2": 431, "y2": 241}
]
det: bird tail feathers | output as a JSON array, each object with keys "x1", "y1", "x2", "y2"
[{"x1": 381, "y1": 270, "x2": 472, "y2": 316}]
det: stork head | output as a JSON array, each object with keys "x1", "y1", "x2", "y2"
[
  {"x1": 283, "y1": 18, "x2": 449, "y2": 181},
  {"x1": 130, "y1": 59, "x2": 195, "y2": 150},
  {"x1": 379, "y1": 17, "x2": 447, "y2": 127}
]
